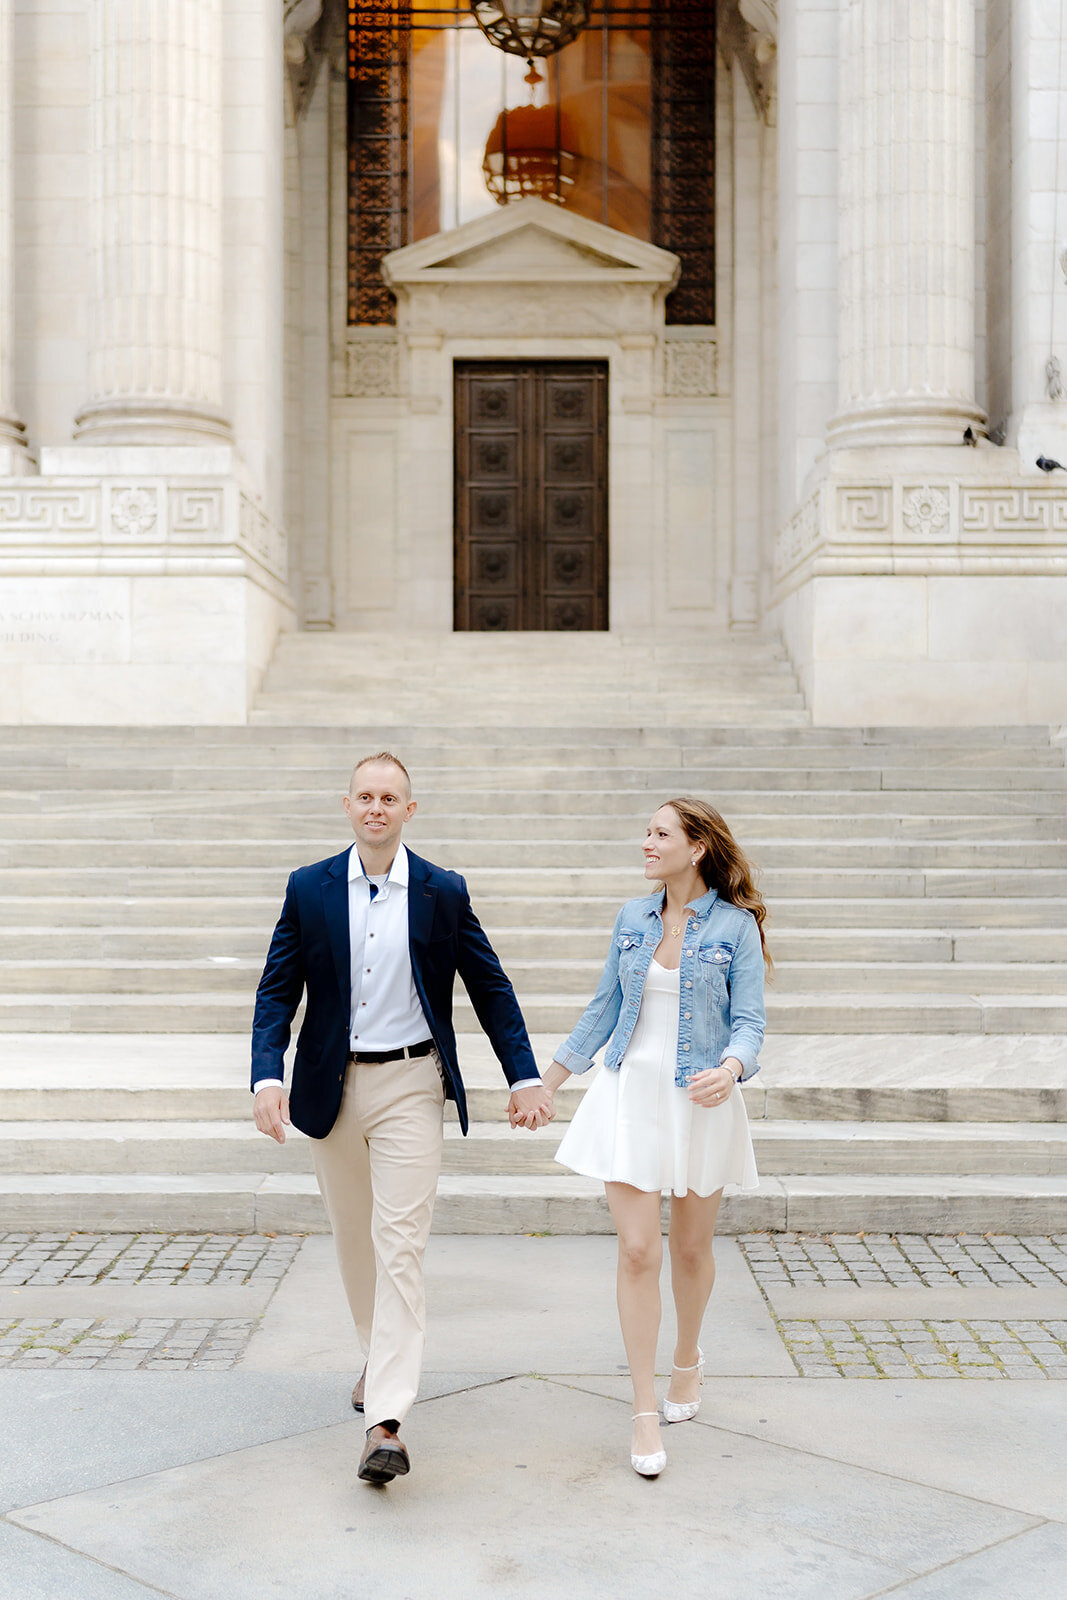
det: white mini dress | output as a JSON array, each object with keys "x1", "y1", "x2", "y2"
[{"x1": 554, "y1": 958, "x2": 759, "y2": 1198}]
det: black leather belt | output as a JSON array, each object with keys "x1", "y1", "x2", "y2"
[{"x1": 349, "y1": 1038, "x2": 435, "y2": 1065}]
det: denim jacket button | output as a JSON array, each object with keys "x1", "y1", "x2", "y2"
[
  {"x1": 684, "y1": 1012, "x2": 691, "y2": 1020},
  {"x1": 683, "y1": 1043, "x2": 690, "y2": 1051},
  {"x1": 685, "y1": 980, "x2": 692, "y2": 988},
  {"x1": 685, "y1": 949, "x2": 693, "y2": 956}
]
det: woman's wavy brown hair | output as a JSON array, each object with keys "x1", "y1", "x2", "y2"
[{"x1": 661, "y1": 797, "x2": 772, "y2": 970}]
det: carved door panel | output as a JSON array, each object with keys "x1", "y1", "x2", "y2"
[{"x1": 454, "y1": 361, "x2": 608, "y2": 630}]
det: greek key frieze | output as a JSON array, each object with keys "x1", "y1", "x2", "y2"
[
  {"x1": 169, "y1": 488, "x2": 224, "y2": 539},
  {"x1": 775, "y1": 491, "x2": 821, "y2": 578},
  {"x1": 0, "y1": 488, "x2": 99, "y2": 535},
  {"x1": 959, "y1": 487, "x2": 1067, "y2": 539},
  {"x1": 837, "y1": 486, "x2": 891, "y2": 537},
  {"x1": 239, "y1": 494, "x2": 287, "y2": 581}
]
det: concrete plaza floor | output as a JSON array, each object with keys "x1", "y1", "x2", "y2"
[{"x1": 1, "y1": 1234, "x2": 1066, "y2": 1599}]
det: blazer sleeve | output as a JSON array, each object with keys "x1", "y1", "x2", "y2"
[
  {"x1": 250, "y1": 873, "x2": 307, "y2": 1090},
  {"x1": 453, "y1": 879, "x2": 540, "y2": 1086}
]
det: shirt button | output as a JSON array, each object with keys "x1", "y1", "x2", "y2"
[
  {"x1": 361, "y1": 1002, "x2": 366, "y2": 1007},
  {"x1": 365, "y1": 968, "x2": 371, "y2": 974}
]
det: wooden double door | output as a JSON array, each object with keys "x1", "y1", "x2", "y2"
[{"x1": 454, "y1": 360, "x2": 608, "y2": 631}]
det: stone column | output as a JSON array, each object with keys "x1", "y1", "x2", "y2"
[
  {"x1": 0, "y1": 0, "x2": 28, "y2": 462},
  {"x1": 828, "y1": 0, "x2": 984, "y2": 447},
  {"x1": 74, "y1": 0, "x2": 231, "y2": 444}
]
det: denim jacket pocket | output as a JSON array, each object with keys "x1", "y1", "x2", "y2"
[{"x1": 697, "y1": 943, "x2": 733, "y2": 988}]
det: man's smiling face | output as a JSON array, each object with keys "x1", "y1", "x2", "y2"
[{"x1": 342, "y1": 760, "x2": 416, "y2": 860}]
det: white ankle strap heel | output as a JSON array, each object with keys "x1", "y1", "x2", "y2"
[
  {"x1": 630, "y1": 1412, "x2": 667, "y2": 1477},
  {"x1": 662, "y1": 1347, "x2": 705, "y2": 1424}
]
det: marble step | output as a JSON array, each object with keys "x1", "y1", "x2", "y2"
[
  {"x1": 2, "y1": 1032, "x2": 1062, "y2": 1123},
  {"x1": 6, "y1": 812, "x2": 1067, "y2": 862},
  {"x1": 12, "y1": 864, "x2": 1067, "y2": 900},
  {"x1": 2, "y1": 894, "x2": 1064, "y2": 930},
  {"x1": 2, "y1": 1172, "x2": 1066, "y2": 1235},
  {"x1": 4, "y1": 954, "x2": 1065, "y2": 999},
  {"x1": 5, "y1": 760, "x2": 1063, "y2": 791},
  {"x1": 2, "y1": 925, "x2": 1065, "y2": 965},
  {"x1": 1, "y1": 990, "x2": 1064, "y2": 1033},
  {"x1": 1, "y1": 1118, "x2": 1064, "y2": 1179},
  {"x1": 7, "y1": 807, "x2": 1067, "y2": 841}
]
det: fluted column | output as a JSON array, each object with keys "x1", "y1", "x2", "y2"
[
  {"x1": 828, "y1": 0, "x2": 984, "y2": 446},
  {"x1": 74, "y1": 0, "x2": 231, "y2": 444},
  {"x1": 0, "y1": 0, "x2": 28, "y2": 458}
]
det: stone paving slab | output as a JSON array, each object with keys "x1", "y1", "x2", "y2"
[
  {"x1": 0, "y1": 1521, "x2": 164, "y2": 1600},
  {"x1": 0, "y1": 1230, "x2": 301, "y2": 1287},
  {"x1": 6, "y1": 1376, "x2": 1044, "y2": 1600},
  {"x1": 739, "y1": 1231, "x2": 1067, "y2": 1288},
  {"x1": 777, "y1": 1318, "x2": 1067, "y2": 1378},
  {"x1": 240, "y1": 1234, "x2": 797, "y2": 1379}
]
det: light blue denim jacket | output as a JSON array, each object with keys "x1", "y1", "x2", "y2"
[{"x1": 555, "y1": 886, "x2": 766, "y2": 1085}]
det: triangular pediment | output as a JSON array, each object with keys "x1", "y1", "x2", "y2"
[{"x1": 383, "y1": 198, "x2": 678, "y2": 288}]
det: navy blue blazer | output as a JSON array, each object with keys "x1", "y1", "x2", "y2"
[{"x1": 251, "y1": 846, "x2": 539, "y2": 1138}]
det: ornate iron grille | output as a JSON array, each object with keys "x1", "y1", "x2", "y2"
[
  {"x1": 347, "y1": 0, "x2": 411, "y2": 326},
  {"x1": 651, "y1": 0, "x2": 716, "y2": 325},
  {"x1": 346, "y1": 4, "x2": 716, "y2": 327}
]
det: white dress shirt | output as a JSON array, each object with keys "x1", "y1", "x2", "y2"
[{"x1": 347, "y1": 843, "x2": 430, "y2": 1050}]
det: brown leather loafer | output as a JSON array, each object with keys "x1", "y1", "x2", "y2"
[
  {"x1": 351, "y1": 1365, "x2": 367, "y2": 1413},
  {"x1": 358, "y1": 1426, "x2": 410, "y2": 1485}
]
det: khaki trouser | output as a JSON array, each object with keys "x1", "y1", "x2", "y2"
[{"x1": 311, "y1": 1050, "x2": 445, "y2": 1431}]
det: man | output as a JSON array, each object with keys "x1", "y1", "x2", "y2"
[{"x1": 252, "y1": 752, "x2": 552, "y2": 1486}]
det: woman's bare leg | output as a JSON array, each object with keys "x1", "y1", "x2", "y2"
[
  {"x1": 606, "y1": 1181, "x2": 664, "y2": 1456},
  {"x1": 666, "y1": 1188, "x2": 722, "y2": 1406}
]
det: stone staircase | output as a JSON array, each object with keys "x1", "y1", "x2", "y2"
[{"x1": 1, "y1": 629, "x2": 1066, "y2": 1232}]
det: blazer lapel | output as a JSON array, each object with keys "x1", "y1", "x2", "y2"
[
  {"x1": 321, "y1": 850, "x2": 351, "y2": 1010},
  {"x1": 405, "y1": 849, "x2": 437, "y2": 977}
]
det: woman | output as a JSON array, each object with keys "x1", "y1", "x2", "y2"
[{"x1": 538, "y1": 797, "x2": 768, "y2": 1478}]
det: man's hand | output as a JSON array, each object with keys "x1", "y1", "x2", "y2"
[
  {"x1": 253, "y1": 1085, "x2": 291, "y2": 1144},
  {"x1": 509, "y1": 1084, "x2": 555, "y2": 1130}
]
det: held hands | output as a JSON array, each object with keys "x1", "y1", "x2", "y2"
[
  {"x1": 508, "y1": 1084, "x2": 555, "y2": 1130},
  {"x1": 687, "y1": 1061, "x2": 741, "y2": 1109},
  {"x1": 253, "y1": 1086, "x2": 291, "y2": 1144}
]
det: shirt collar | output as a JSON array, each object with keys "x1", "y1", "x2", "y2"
[
  {"x1": 637, "y1": 884, "x2": 720, "y2": 921},
  {"x1": 348, "y1": 841, "x2": 409, "y2": 891}
]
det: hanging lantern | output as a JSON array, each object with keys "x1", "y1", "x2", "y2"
[
  {"x1": 482, "y1": 102, "x2": 579, "y2": 206},
  {"x1": 469, "y1": 1, "x2": 591, "y2": 61}
]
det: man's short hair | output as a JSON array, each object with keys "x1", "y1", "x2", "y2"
[{"x1": 349, "y1": 752, "x2": 412, "y2": 796}]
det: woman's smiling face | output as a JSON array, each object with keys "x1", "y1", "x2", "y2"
[{"x1": 643, "y1": 805, "x2": 702, "y2": 882}]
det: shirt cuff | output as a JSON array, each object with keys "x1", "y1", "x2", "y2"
[
  {"x1": 509, "y1": 1077, "x2": 542, "y2": 1093},
  {"x1": 253, "y1": 1079, "x2": 285, "y2": 1095}
]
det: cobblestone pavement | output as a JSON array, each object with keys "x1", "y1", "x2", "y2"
[
  {"x1": 737, "y1": 1231, "x2": 1067, "y2": 1289},
  {"x1": 0, "y1": 1232, "x2": 303, "y2": 1286},
  {"x1": 778, "y1": 1319, "x2": 1067, "y2": 1378},
  {"x1": 0, "y1": 1317, "x2": 258, "y2": 1369}
]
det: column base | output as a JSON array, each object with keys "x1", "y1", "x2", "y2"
[
  {"x1": 827, "y1": 396, "x2": 987, "y2": 450},
  {"x1": 73, "y1": 396, "x2": 233, "y2": 448}
]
